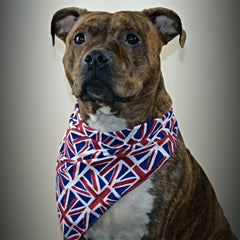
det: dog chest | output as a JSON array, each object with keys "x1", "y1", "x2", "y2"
[{"x1": 84, "y1": 178, "x2": 154, "y2": 240}]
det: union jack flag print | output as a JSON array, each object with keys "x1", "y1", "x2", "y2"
[{"x1": 56, "y1": 102, "x2": 178, "y2": 240}]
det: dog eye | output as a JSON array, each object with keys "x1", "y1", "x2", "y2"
[
  {"x1": 74, "y1": 33, "x2": 85, "y2": 45},
  {"x1": 125, "y1": 33, "x2": 140, "y2": 45}
]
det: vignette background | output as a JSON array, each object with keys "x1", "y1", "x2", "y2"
[{"x1": 1, "y1": 0, "x2": 239, "y2": 239}]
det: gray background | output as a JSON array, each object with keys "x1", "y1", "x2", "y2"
[{"x1": 1, "y1": 0, "x2": 239, "y2": 239}]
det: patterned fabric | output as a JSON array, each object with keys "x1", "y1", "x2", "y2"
[{"x1": 56, "y1": 102, "x2": 178, "y2": 240}]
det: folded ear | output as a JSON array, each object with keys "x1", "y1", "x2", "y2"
[
  {"x1": 51, "y1": 7, "x2": 88, "y2": 46},
  {"x1": 143, "y1": 7, "x2": 186, "y2": 47}
]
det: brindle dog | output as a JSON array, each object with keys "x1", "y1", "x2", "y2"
[{"x1": 51, "y1": 7, "x2": 237, "y2": 240}]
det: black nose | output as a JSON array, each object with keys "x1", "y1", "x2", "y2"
[{"x1": 83, "y1": 50, "x2": 110, "y2": 69}]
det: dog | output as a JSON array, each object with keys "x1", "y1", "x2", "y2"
[{"x1": 51, "y1": 7, "x2": 237, "y2": 240}]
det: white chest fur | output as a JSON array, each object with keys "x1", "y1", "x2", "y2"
[
  {"x1": 85, "y1": 108, "x2": 154, "y2": 239},
  {"x1": 87, "y1": 106, "x2": 127, "y2": 132},
  {"x1": 84, "y1": 178, "x2": 154, "y2": 240}
]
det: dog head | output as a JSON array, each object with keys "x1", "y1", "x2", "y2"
[{"x1": 51, "y1": 7, "x2": 185, "y2": 102}]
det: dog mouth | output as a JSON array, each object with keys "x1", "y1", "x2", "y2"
[
  {"x1": 80, "y1": 79, "x2": 114, "y2": 101},
  {"x1": 79, "y1": 78, "x2": 136, "y2": 103}
]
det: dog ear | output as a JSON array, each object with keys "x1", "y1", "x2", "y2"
[
  {"x1": 51, "y1": 7, "x2": 88, "y2": 46},
  {"x1": 143, "y1": 7, "x2": 186, "y2": 47}
]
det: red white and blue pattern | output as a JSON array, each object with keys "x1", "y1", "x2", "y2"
[{"x1": 56, "y1": 102, "x2": 178, "y2": 240}]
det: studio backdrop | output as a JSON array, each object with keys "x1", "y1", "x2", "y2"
[{"x1": 1, "y1": 0, "x2": 239, "y2": 239}]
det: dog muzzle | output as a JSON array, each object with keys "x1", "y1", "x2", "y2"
[{"x1": 56, "y1": 102, "x2": 178, "y2": 240}]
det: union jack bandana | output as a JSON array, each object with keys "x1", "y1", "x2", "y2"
[{"x1": 56, "y1": 102, "x2": 178, "y2": 240}]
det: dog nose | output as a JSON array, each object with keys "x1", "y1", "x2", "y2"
[{"x1": 83, "y1": 50, "x2": 110, "y2": 69}]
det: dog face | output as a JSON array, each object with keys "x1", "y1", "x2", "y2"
[{"x1": 51, "y1": 8, "x2": 186, "y2": 104}]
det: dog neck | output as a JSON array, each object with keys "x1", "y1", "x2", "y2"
[
  {"x1": 86, "y1": 106, "x2": 127, "y2": 132},
  {"x1": 77, "y1": 74, "x2": 172, "y2": 132}
]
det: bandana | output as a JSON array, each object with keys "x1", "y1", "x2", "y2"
[{"x1": 56, "y1": 102, "x2": 178, "y2": 240}]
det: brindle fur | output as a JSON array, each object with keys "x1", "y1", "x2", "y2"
[{"x1": 51, "y1": 7, "x2": 237, "y2": 240}]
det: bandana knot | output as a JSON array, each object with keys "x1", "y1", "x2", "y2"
[{"x1": 56, "y1": 102, "x2": 178, "y2": 240}]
